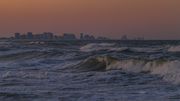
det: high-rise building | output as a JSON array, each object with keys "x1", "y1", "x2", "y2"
[
  {"x1": 121, "y1": 35, "x2": 128, "y2": 40},
  {"x1": 43, "y1": 32, "x2": 54, "y2": 39},
  {"x1": 20, "y1": 34, "x2": 27, "y2": 39},
  {"x1": 14, "y1": 33, "x2": 20, "y2": 39},
  {"x1": 80, "y1": 33, "x2": 84, "y2": 40},
  {"x1": 63, "y1": 33, "x2": 76, "y2": 40},
  {"x1": 27, "y1": 32, "x2": 33, "y2": 39},
  {"x1": 83, "y1": 35, "x2": 95, "y2": 40},
  {"x1": 97, "y1": 36, "x2": 109, "y2": 40}
]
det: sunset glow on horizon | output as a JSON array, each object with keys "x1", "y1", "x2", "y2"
[{"x1": 0, "y1": 0, "x2": 180, "y2": 39}]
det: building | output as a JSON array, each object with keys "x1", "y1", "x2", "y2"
[
  {"x1": 13, "y1": 32, "x2": 94, "y2": 40},
  {"x1": 121, "y1": 35, "x2": 128, "y2": 40},
  {"x1": 14, "y1": 33, "x2": 20, "y2": 39},
  {"x1": 43, "y1": 32, "x2": 54, "y2": 39},
  {"x1": 83, "y1": 35, "x2": 95, "y2": 40},
  {"x1": 97, "y1": 36, "x2": 109, "y2": 40},
  {"x1": 20, "y1": 34, "x2": 27, "y2": 39},
  {"x1": 63, "y1": 33, "x2": 76, "y2": 40},
  {"x1": 80, "y1": 33, "x2": 84, "y2": 40},
  {"x1": 27, "y1": 32, "x2": 33, "y2": 39},
  {"x1": 79, "y1": 33, "x2": 95, "y2": 40},
  {"x1": 34, "y1": 34, "x2": 43, "y2": 39},
  {"x1": 135, "y1": 37, "x2": 144, "y2": 40},
  {"x1": 55, "y1": 35, "x2": 63, "y2": 39}
]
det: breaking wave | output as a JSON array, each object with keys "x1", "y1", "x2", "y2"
[
  {"x1": 80, "y1": 43, "x2": 116, "y2": 52},
  {"x1": 168, "y1": 45, "x2": 180, "y2": 52},
  {"x1": 80, "y1": 43, "x2": 163, "y2": 53},
  {"x1": 74, "y1": 56, "x2": 180, "y2": 84}
]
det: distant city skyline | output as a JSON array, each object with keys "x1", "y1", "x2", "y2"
[
  {"x1": 0, "y1": 0, "x2": 180, "y2": 39},
  {"x1": 1, "y1": 31, "x2": 179, "y2": 40},
  {"x1": 12, "y1": 32, "x2": 111, "y2": 40}
]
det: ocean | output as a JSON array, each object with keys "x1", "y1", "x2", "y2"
[{"x1": 0, "y1": 40, "x2": 180, "y2": 101}]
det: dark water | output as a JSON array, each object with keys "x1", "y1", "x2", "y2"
[{"x1": 0, "y1": 40, "x2": 180, "y2": 101}]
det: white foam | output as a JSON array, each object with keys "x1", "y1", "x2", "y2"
[
  {"x1": 79, "y1": 56, "x2": 180, "y2": 84},
  {"x1": 80, "y1": 43, "x2": 115, "y2": 52},
  {"x1": 168, "y1": 45, "x2": 180, "y2": 52},
  {"x1": 80, "y1": 43, "x2": 162, "y2": 53},
  {"x1": 28, "y1": 41, "x2": 45, "y2": 45},
  {"x1": 132, "y1": 47, "x2": 163, "y2": 53},
  {"x1": 108, "y1": 59, "x2": 180, "y2": 84}
]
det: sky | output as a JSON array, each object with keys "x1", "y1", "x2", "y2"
[{"x1": 0, "y1": 0, "x2": 180, "y2": 39}]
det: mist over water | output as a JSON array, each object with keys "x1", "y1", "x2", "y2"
[{"x1": 0, "y1": 40, "x2": 180, "y2": 101}]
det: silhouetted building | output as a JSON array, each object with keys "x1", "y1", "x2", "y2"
[
  {"x1": 134, "y1": 37, "x2": 144, "y2": 40},
  {"x1": 27, "y1": 32, "x2": 33, "y2": 39},
  {"x1": 34, "y1": 34, "x2": 41, "y2": 39},
  {"x1": 63, "y1": 33, "x2": 76, "y2": 40},
  {"x1": 14, "y1": 33, "x2": 21, "y2": 39},
  {"x1": 97, "y1": 37, "x2": 109, "y2": 40},
  {"x1": 54, "y1": 35, "x2": 63, "y2": 39},
  {"x1": 80, "y1": 33, "x2": 84, "y2": 40},
  {"x1": 43, "y1": 32, "x2": 54, "y2": 39},
  {"x1": 83, "y1": 35, "x2": 95, "y2": 40},
  {"x1": 12, "y1": 32, "x2": 104, "y2": 40},
  {"x1": 121, "y1": 35, "x2": 128, "y2": 40},
  {"x1": 20, "y1": 34, "x2": 27, "y2": 39}
]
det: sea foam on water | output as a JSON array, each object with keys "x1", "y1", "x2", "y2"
[{"x1": 75, "y1": 55, "x2": 180, "y2": 84}]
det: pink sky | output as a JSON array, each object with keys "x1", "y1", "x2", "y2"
[{"x1": 0, "y1": 0, "x2": 180, "y2": 39}]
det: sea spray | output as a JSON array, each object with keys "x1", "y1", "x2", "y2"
[{"x1": 74, "y1": 56, "x2": 180, "y2": 84}]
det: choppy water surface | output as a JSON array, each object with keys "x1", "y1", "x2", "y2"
[{"x1": 0, "y1": 40, "x2": 180, "y2": 101}]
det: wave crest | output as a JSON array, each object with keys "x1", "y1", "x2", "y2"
[
  {"x1": 75, "y1": 56, "x2": 180, "y2": 84},
  {"x1": 168, "y1": 45, "x2": 180, "y2": 52},
  {"x1": 80, "y1": 43, "x2": 163, "y2": 53},
  {"x1": 80, "y1": 43, "x2": 115, "y2": 52}
]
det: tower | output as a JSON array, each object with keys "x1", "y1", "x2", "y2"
[
  {"x1": 14, "y1": 33, "x2": 20, "y2": 39},
  {"x1": 27, "y1": 32, "x2": 33, "y2": 39},
  {"x1": 80, "y1": 33, "x2": 84, "y2": 40}
]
